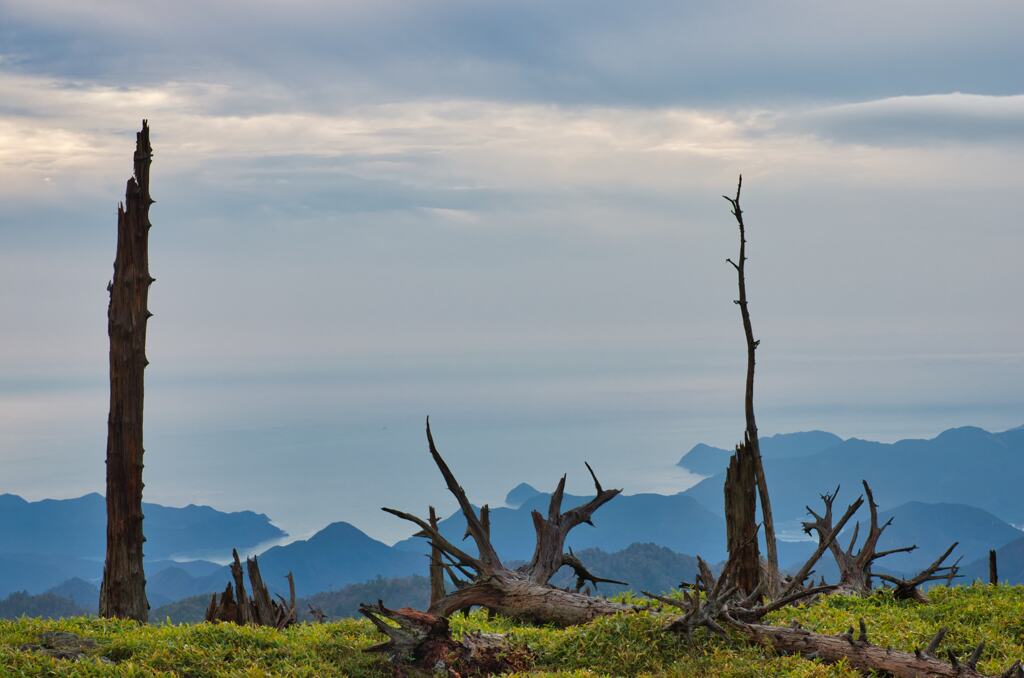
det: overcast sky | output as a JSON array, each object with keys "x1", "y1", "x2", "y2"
[{"x1": 1, "y1": 1, "x2": 1022, "y2": 543}]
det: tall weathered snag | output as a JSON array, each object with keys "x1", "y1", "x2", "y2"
[
  {"x1": 722, "y1": 175, "x2": 780, "y2": 594},
  {"x1": 100, "y1": 120, "x2": 154, "y2": 621}
]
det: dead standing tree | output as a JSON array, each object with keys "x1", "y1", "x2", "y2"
[
  {"x1": 722, "y1": 175, "x2": 780, "y2": 594},
  {"x1": 100, "y1": 120, "x2": 155, "y2": 621},
  {"x1": 377, "y1": 418, "x2": 633, "y2": 626}
]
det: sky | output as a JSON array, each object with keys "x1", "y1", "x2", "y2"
[{"x1": 0, "y1": 1, "x2": 1022, "y2": 544}]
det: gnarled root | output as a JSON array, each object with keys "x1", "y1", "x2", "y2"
[{"x1": 359, "y1": 601, "x2": 534, "y2": 677}]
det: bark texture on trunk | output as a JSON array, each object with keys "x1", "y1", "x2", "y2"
[
  {"x1": 724, "y1": 440, "x2": 760, "y2": 596},
  {"x1": 100, "y1": 120, "x2": 154, "y2": 622},
  {"x1": 431, "y1": 569, "x2": 630, "y2": 626},
  {"x1": 379, "y1": 419, "x2": 633, "y2": 627}
]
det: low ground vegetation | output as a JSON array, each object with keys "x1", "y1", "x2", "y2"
[{"x1": 1, "y1": 584, "x2": 1021, "y2": 676}]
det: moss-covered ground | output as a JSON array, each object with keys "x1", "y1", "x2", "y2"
[{"x1": 2, "y1": 584, "x2": 1022, "y2": 676}]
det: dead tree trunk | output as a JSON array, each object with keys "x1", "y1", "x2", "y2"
[
  {"x1": 723, "y1": 176, "x2": 779, "y2": 593},
  {"x1": 205, "y1": 549, "x2": 296, "y2": 628},
  {"x1": 100, "y1": 120, "x2": 154, "y2": 622},
  {"x1": 380, "y1": 419, "x2": 633, "y2": 626},
  {"x1": 724, "y1": 441, "x2": 760, "y2": 595}
]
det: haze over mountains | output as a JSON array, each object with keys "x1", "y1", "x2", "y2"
[
  {"x1": 3, "y1": 424, "x2": 1023, "y2": 619},
  {"x1": 0, "y1": 493, "x2": 285, "y2": 561},
  {"x1": 682, "y1": 425, "x2": 1024, "y2": 526}
]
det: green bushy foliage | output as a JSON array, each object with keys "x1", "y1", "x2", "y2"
[{"x1": 2, "y1": 584, "x2": 1022, "y2": 676}]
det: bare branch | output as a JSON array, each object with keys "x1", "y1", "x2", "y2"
[
  {"x1": 381, "y1": 506, "x2": 481, "y2": 570},
  {"x1": 425, "y1": 418, "x2": 502, "y2": 568},
  {"x1": 786, "y1": 492, "x2": 864, "y2": 597},
  {"x1": 562, "y1": 549, "x2": 628, "y2": 591}
]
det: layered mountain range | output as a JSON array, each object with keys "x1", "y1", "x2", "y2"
[{"x1": 3, "y1": 424, "x2": 1024, "y2": 619}]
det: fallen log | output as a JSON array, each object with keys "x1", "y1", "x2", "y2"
[{"x1": 741, "y1": 622, "x2": 1019, "y2": 678}]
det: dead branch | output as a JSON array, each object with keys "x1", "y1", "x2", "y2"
[
  {"x1": 427, "y1": 506, "x2": 446, "y2": 608},
  {"x1": 801, "y1": 481, "x2": 916, "y2": 595},
  {"x1": 561, "y1": 548, "x2": 628, "y2": 592},
  {"x1": 655, "y1": 543, "x2": 1013, "y2": 678},
  {"x1": 876, "y1": 542, "x2": 962, "y2": 602},
  {"x1": 379, "y1": 418, "x2": 632, "y2": 625},
  {"x1": 783, "y1": 488, "x2": 864, "y2": 597}
]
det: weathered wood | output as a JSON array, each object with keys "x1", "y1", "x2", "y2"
[
  {"x1": 783, "y1": 490, "x2": 863, "y2": 597},
  {"x1": 229, "y1": 549, "x2": 253, "y2": 624},
  {"x1": 802, "y1": 481, "x2": 917, "y2": 595},
  {"x1": 380, "y1": 418, "x2": 632, "y2": 627},
  {"x1": 430, "y1": 569, "x2": 631, "y2": 626},
  {"x1": 990, "y1": 549, "x2": 999, "y2": 585},
  {"x1": 428, "y1": 506, "x2": 445, "y2": 607},
  {"x1": 100, "y1": 120, "x2": 154, "y2": 622},
  {"x1": 206, "y1": 549, "x2": 296, "y2": 628},
  {"x1": 723, "y1": 176, "x2": 779, "y2": 594},
  {"x1": 655, "y1": 540, "x2": 1015, "y2": 678},
  {"x1": 741, "y1": 622, "x2": 1006, "y2": 678},
  {"x1": 724, "y1": 440, "x2": 760, "y2": 596},
  {"x1": 360, "y1": 601, "x2": 534, "y2": 676},
  {"x1": 876, "y1": 542, "x2": 961, "y2": 603}
]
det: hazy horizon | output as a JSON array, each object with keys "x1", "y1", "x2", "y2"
[{"x1": 1, "y1": 1, "x2": 1022, "y2": 543}]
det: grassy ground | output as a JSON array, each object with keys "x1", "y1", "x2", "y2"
[{"x1": 2, "y1": 584, "x2": 1023, "y2": 676}]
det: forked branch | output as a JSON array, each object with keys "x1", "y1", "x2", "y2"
[
  {"x1": 378, "y1": 419, "x2": 631, "y2": 625},
  {"x1": 876, "y1": 542, "x2": 962, "y2": 602}
]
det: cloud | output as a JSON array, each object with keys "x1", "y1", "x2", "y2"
[
  {"x1": 1, "y1": 2, "x2": 1023, "y2": 538},
  {"x1": 3, "y1": 1, "x2": 1023, "y2": 107},
  {"x1": 778, "y1": 93, "x2": 1024, "y2": 145}
]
